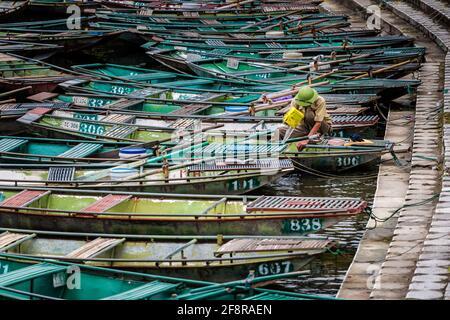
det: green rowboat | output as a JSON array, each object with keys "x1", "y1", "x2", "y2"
[
  {"x1": 0, "y1": 253, "x2": 334, "y2": 300},
  {"x1": 0, "y1": 187, "x2": 368, "y2": 235},
  {"x1": 0, "y1": 228, "x2": 335, "y2": 282}
]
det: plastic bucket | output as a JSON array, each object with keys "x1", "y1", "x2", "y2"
[
  {"x1": 110, "y1": 168, "x2": 139, "y2": 180},
  {"x1": 119, "y1": 147, "x2": 147, "y2": 159}
]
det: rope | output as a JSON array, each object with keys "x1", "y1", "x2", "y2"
[
  {"x1": 291, "y1": 159, "x2": 379, "y2": 180},
  {"x1": 364, "y1": 193, "x2": 440, "y2": 230}
]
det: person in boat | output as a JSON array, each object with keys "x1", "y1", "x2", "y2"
[{"x1": 279, "y1": 86, "x2": 333, "y2": 148}]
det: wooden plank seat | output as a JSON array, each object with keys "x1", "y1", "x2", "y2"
[
  {"x1": 188, "y1": 159, "x2": 293, "y2": 172},
  {"x1": 332, "y1": 115, "x2": 379, "y2": 126},
  {"x1": 104, "y1": 125, "x2": 137, "y2": 138},
  {"x1": 0, "y1": 138, "x2": 28, "y2": 153},
  {"x1": 126, "y1": 88, "x2": 164, "y2": 99},
  {"x1": 58, "y1": 143, "x2": 102, "y2": 159},
  {"x1": 169, "y1": 118, "x2": 197, "y2": 129},
  {"x1": 215, "y1": 238, "x2": 333, "y2": 254},
  {"x1": 246, "y1": 196, "x2": 366, "y2": 212},
  {"x1": 65, "y1": 237, "x2": 125, "y2": 259},
  {"x1": 169, "y1": 104, "x2": 212, "y2": 115},
  {"x1": 0, "y1": 232, "x2": 36, "y2": 252},
  {"x1": 201, "y1": 143, "x2": 287, "y2": 155},
  {"x1": 102, "y1": 281, "x2": 180, "y2": 300},
  {"x1": 0, "y1": 263, "x2": 66, "y2": 287},
  {"x1": 102, "y1": 114, "x2": 135, "y2": 124},
  {"x1": 48, "y1": 167, "x2": 76, "y2": 182},
  {"x1": 81, "y1": 194, "x2": 132, "y2": 213},
  {"x1": 104, "y1": 99, "x2": 144, "y2": 110},
  {"x1": 0, "y1": 190, "x2": 49, "y2": 208}
]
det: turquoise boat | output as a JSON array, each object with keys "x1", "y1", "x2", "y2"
[{"x1": 0, "y1": 253, "x2": 336, "y2": 300}]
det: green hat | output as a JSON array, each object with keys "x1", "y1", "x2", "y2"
[{"x1": 294, "y1": 86, "x2": 319, "y2": 107}]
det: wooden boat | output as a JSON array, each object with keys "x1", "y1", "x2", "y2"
[
  {"x1": 0, "y1": 53, "x2": 86, "y2": 94},
  {"x1": 0, "y1": 228, "x2": 335, "y2": 282},
  {"x1": 0, "y1": 39, "x2": 61, "y2": 56},
  {"x1": 284, "y1": 137, "x2": 394, "y2": 172},
  {"x1": 0, "y1": 1, "x2": 29, "y2": 21},
  {"x1": 94, "y1": 0, "x2": 321, "y2": 14},
  {"x1": 0, "y1": 187, "x2": 367, "y2": 235},
  {"x1": 0, "y1": 135, "x2": 157, "y2": 167},
  {"x1": 29, "y1": 0, "x2": 99, "y2": 14},
  {"x1": 17, "y1": 107, "x2": 380, "y2": 142},
  {"x1": 0, "y1": 254, "x2": 334, "y2": 300},
  {"x1": 146, "y1": 47, "x2": 426, "y2": 72}
]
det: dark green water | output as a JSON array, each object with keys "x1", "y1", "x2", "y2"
[{"x1": 260, "y1": 173, "x2": 377, "y2": 296}]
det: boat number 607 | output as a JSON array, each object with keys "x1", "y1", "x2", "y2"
[{"x1": 257, "y1": 261, "x2": 293, "y2": 276}]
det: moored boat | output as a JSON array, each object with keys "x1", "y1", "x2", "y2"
[
  {"x1": 0, "y1": 187, "x2": 368, "y2": 235},
  {"x1": 0, "y1": 253, "x2": 335, "y2": 300},
  {"x1": 0, "y1": 228, "x2": 336, "y2": 282}
]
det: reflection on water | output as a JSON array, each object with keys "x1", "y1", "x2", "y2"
[{"x1": 254, "y1": 170, "x2": 377, "y2": 297}]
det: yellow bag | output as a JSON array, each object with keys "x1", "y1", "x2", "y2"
[{"x1": 283, "y1": 107, "x2": 304, "y2": 129}]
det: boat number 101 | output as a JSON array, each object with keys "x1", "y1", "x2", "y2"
[{"x1": 229, "y1": 178, "x2": 259, "y2": 191}]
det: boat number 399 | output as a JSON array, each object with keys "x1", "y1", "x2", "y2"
[
  {"x1": 284, "y1": 218, "x2": 322, "y2": 233},
  {"x1": 256, "y1": 261, "x2": 293, "y2": 276}
]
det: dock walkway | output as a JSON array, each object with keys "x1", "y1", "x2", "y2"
[{"x1": 334, "y1": 0, "x2": 450, "y2": 299}]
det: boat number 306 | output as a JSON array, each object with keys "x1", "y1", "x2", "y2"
[
  {"x1": 257, "y1": 261, "x2": 293, "y2": 276},
  {"x1": 284, "y1": 218, "x2": 322, "y2": 233},
  {"x1": 336, "y1": 156, "x2": 361, "y2": 168}
]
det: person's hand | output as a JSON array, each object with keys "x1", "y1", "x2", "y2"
[{"x1": 296, "y1": 139, "x2": 309, "y2": 150}]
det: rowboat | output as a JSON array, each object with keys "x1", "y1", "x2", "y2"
[
  {"x1": 0, "y1": 39, "x2": 61, "y2": 56},
  {"x1": 0, "y1": 1, "x2": 29, "y2": 21},
  {"x1": 0, "y1": 228, "x2": 335, "y2": 282},
  {"x1": 94, "y1": 0, "x2": 321, "y2": 14},
  {"x1": 0, "y1": 187, "x2": 368, "y2": 235},
  {"x1": 0, "y1": 53, "x2": 85, "y2": 94},
  {"x1": 186, "y1": 57, "x2": 421, "y2": 98},
  {"x1": 0, "y1": 135, "x2": 157, "y2": 166},
  {"x1": 146, "y1": 46, "x2": 426, "y2": 71},
  {"x1": 29, "y1": 0, "x2": 99, "y2": 14},
  {"x1": 0, "y1": 254, "x2": 336, "y2": 300}
]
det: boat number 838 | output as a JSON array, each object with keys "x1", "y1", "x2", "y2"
[{"x1": 284, "y1": 218, "x2": 322, "y2": 233}]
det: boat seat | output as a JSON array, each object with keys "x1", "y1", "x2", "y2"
[
  {"x1": 105, "y1": 99, "x2": 144, "y2": 110},
  {"x1": 332, "y1": 115, "x2": 379, "y2": 126},
  {"x1": 0, "y1": 190, "x2": 49, "y2": 208},
  {"x1": 0, "y1": 232, "x2": 36, "y2": 252},
  {"x1": 169, "y1": 104, "x2": 211, "y2": 115},
  {"x1": 201, "y1": 143, "x2": 287, "y2": 156},
  {"x1": 81, "y1": 194, "x2": 131, "y2": 213},
  {"x1": 188, "y1": 159, "x2": 293, "y2": 172},
  {"x1": 65, "y1": 237, "x2": 125, "y2": 259},
  {"x1": 48, "y1": 167, "x2": 76, "y2": 182},
  {"x1": 0, "y1": 138, "x2": 28, "y2": 153},
  {"x1": 169, "y1": 118, "x2": 197, "y2": 129},
  {"x1": 58, "y1": 143, "x2": 102, "y2": 159},
  {"x1": 0, "y1": 263, "x2": 66, "y2": 287},
  {"x1": 102, "y1": 114, "x2": 135, "y2": 124},
  {"x1": 205, "y1": 40, "x2": 227, "y2": 47},
  {"x1": 104, "y1": 125, "x2": 137, "y2": 139},
  {"x1": 102, "y1": 281, "x2": 180, "y2": 300},
  {"x1": 215, "y1": 238, "x2": 332, "y2": 255},
  {"x1": 246, "y1": 196, "x2": 366, "y2": 212},
  {"x1": 126, "y1": 73, "x2": 176, "y2": 82},
  {"x1": 126, "y1": 88, "x2": 164, "y2": 99}
]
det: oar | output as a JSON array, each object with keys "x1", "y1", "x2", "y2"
[
  {"x1": 289, "y1": 52, "x2": 380, "y2": 72},
  {"x1": 343, "y1": 59, "x2": 414, "y2": 81},
  {"x1": 0, "y1": 86, "x2": 32, "y2": 98},
  {"x1": 238, "y1": 10, "x2": 305, "y2": 31}
]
